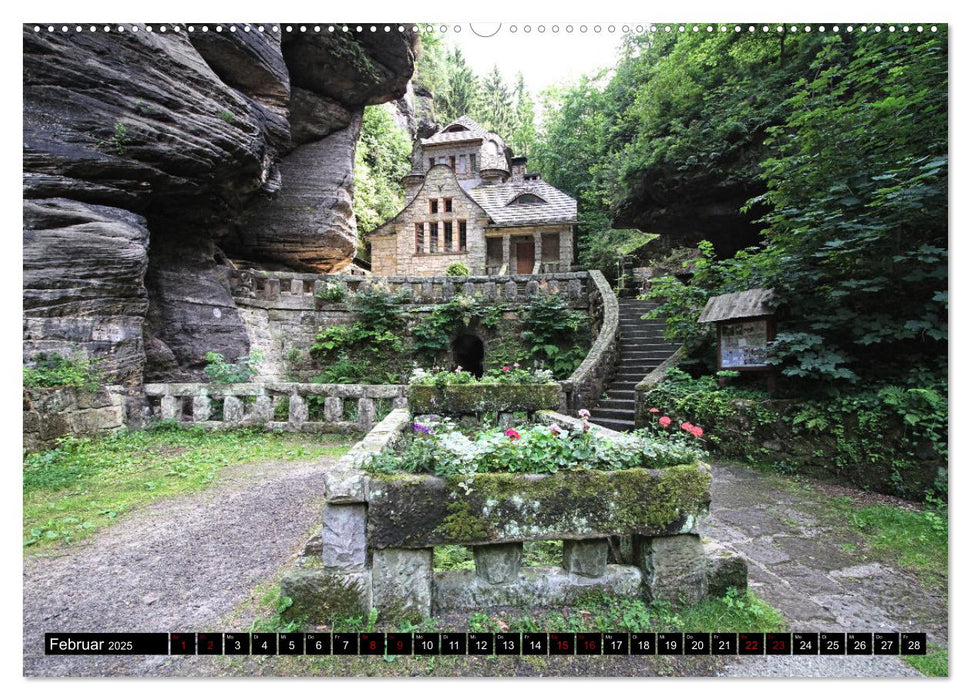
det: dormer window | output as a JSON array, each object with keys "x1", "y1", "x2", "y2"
[
  {"x1": 444, "y1": 124, "x2": 470, "y2": 133},
  {"x1": 511, "y1": 193, "x2": 547, "y2": 206}
]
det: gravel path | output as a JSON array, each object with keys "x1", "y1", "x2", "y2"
[
  {"x1": 22, "y1": 458, "x2": 947, "y2": 678},
  {"x1": 23, "y1": 455, "x2": 342, "y2": 677}
]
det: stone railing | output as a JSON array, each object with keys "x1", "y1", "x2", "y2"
[
  {"x1": 141, "y1": 382, "x2": 407, "y2": 434},
  {"x1": 281, "y1": 408, "x2": 747, "y2": 622},
  {"x1": 229, "y1": 269, "x2": 592, "y2": 308},
  {"x1": 633, "y1": 346, "x2": 686, "y2": 429},
  {"x1": 560, "y1": 269, "x2": 620, "y2": 412}
]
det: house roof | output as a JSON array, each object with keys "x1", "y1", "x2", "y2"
[
  {"x1": 698, "y1": 288, "x2": 776, "y2": 324},
  {"x1": 421, "y1": 115, "x2": 491, "y2": 145},
  {"x1": 468, "y1": 178, "x2": 578, "y2": 227}
]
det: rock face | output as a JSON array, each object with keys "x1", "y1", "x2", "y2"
[{"x1": 23, "y1": 25, "x2": 417, "y2": 381}]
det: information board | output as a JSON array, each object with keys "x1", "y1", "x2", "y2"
[{"x1": 719, "y1": 319, "x2": 770, "y2": 369}]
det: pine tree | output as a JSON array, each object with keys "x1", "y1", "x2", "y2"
[
  {"x1": 478, "y1": 65, "x2": 513, "y2": 135},
  {"x1": 511, "y1": 72, "x2": 537, "y2": 157}
]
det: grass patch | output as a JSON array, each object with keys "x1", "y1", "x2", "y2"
[
  {"x1": 824, "y1": 496, "x2": 947, "y2": 586},
  {"x1": 903, "y1": 643, "x2": 948, "y2": 677},
  {"x1": 23, "y1": 426, "x2": 353, "y2": 548},
  {"x1": 433, "y1": 540, "x2": 565, "y2": 572}
]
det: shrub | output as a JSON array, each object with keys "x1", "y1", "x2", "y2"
[
  {"x1": 204, "y1": 350, "x2": 263, "y2": 384},
  {"x1": 314, "y1": 280, "x2": 347, "y2": 304},
  {"x1": 446, "y1": 262, "x2": 470, "y2": 276},
  {"x1": 23, "y1": 353, "x2": 100, "y2": 391},
  {"x1": 519, "y1": 292, "x2": 590, "y2": 378}
]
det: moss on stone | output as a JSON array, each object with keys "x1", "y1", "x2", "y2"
[
  {"x1": 408, "y1": 383, "x2": 561, "y2": 414},
  {"x1": 369, "y1": 464, "x2": 711, "y2": 547}
]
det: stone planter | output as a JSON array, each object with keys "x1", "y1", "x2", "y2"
[
  {"x1": 408, "y1": 382, "x2": 561, "y2": 415},
  {"x1": 282, "y1": 408, "x2": 748, "y2": 623}
]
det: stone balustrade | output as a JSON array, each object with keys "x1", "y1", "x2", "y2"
[
  {"x1": 560, "y1": 269, "x2": 620, "y2": 412},
  {"x1": 229, "y1": 269, "x2": 591, "y2": 309},
  {"x1": 141, "y1": 382, "x2": 408, "y2": 434}
]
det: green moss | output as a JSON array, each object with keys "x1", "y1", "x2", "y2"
[
  {"x1": 438, "y1": 499, "x2": 490, "y2": 541},
  {"x1": 409, "y1": 383, "x2": 561, "y2": 414}
]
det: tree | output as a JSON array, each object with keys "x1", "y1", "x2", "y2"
[
  {"x1": 440, "y1": 47, "x2": 480, "y2": 122},
  {"x1": 510, "y1": 72, "x2": 536, "y2": 157},
  {"x1": 478, "y1": 65, "x2": 513, "y2": 135},
  {"x1": 353, "y1": 105, "x2": 413, "y2": 255}
]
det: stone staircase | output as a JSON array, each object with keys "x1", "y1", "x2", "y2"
[{"x1": 588, "y1": 298, "x2": 680, "y2": 432}]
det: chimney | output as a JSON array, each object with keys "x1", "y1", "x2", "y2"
[{"x1": 510, "y1": 156, "x2": 527, "y2": 183}]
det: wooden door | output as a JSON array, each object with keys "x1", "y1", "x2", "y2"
[{"x1": 516, "y1": 241, "x2": 535, "y2": 275}]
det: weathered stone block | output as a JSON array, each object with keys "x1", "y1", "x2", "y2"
[
  {"x1": 706, "y1": 552, "x2": 749, "y2": 597},
  {"x1": 368, "y1": 465, "x2": 710, "y2": 548},
  {"x1": 290, "y1": 278, "x2": 304, "y2": 295},
  {"x1": 192, "y1": 395, "x2": 211, "y2": 422},
  {"x1": 253, "y1": 395, "x2": 273, "y2": 422},
  {"x1": 526, "y1": 279, "x2": 540, "y2": 297},
  {"x1": 322, "y1": 504, "x2": 368, "y2": 570},
  {"x1": 442, "y1": 279, "x2": 455, "y2": 300},
  {"x1": 483, "y1": 281, "x2": 497, "y2": 300},
  {"x1": 503, "y1": 280, "x2": 518, "y2": 301},
  {"x1": 289, "y1": 393, "x2": 308, "y2": 425},
  {"x1": 433, "y1": 565, "x2": 642, "y2": 613},
  {"x1": 357, "y1": 397, "x2": 377, "y2": 431},
  {"x1": 372, "y1": 548, "x2": 433, "y2": 619},
  {"x1": 223, "y1": 396, "x2": 244, "y2": 424},
  {"x1": 264, "y1": 278, "x2": 281, "y2": 301},
  {"x1": 392, "y1": 396, "x2": 409, "y2": 409},
  {"x1": 635, "y1": 534, "x2": 707, "y2": 605},
  {"x1": 160, "y1": 395, "x2": 180, "y2": 421},
  {"x1": 408, "y1": 382, "x2": 561, "y2": 415},
  {"x1": 563, "y1": 539, "x2": 609, "y2": 578},
  {"x1": 324, "y1": 396, "x2": 343, "y2": 422},
  {"x1": 473, "y1": 542, "x2": 523, "y2": 584},
  {"x1": 497, "y1": 412, "x2": 515, "y2": 429},
  {"x1": 324, "y1": 468, "x2": 370, "y2": 503},
  {"x1": 280, "y1": 569, "x2": 371, "y2": 622},
  {"x1": 462, "y1": 281, "x2": 475, "y2": 296}
]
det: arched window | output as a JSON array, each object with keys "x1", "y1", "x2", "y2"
[
  {"x1": 444, "y1": 124, "x2": 470, "y2": 133},
  {"x1": 511, "y1": 193, "x2": 547, "y2": 205}
]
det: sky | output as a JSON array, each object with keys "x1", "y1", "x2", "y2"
[{"x1": 434, "y1": 23, "x2": 628, "y2": 96}]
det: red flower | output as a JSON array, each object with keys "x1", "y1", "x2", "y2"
[
  {"x1": 648, "y1": 407, "x2": 660, "y2": 414},
  {"x1": 690, "y1": 426, "x2": 704, "y2": 438},
  {"x1": 503, "y1": 365, "x2": 511, "y2": 372},
  {"x1": 505, "y1": 428, "x2": 521, "y2": 440},
  {"x1": 658, "y1": 416, "x2": 672, "y2": 428},
  {"x1": 681, "y1": 422, "x2": 694, "y2": 431}
]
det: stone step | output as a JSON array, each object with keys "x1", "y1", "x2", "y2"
[
  {"x1": 589, "y1": 407, "x2": 636, "y2": 421},
  {"x1": 619, "y1": 343, "x2": 680, "y2": 351},
  {"x1": 618, "y1": 351, "x2": 674, "y2": 359},
  {"x1": 608, "y1": 390, "x2": 636, "y2": 400},
  {"x1": 597, "y1": 398, "x2": 636, "y2": 411},
  {"x1": 588, "y1": 417, "x2": 636, "y2": 432}
]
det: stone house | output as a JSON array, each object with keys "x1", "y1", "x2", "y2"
[{"x1": 368, "y1": 116, "x2": 577, "y2": 276}]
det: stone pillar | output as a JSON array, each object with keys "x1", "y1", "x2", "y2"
[
  {"x1": 192, "y1": 395, "x2": 211, "y2": 422},
  {"x1": 411, "y1": 282, "x2": 423, "y2": 301},
  {"x1": 372, "y1": 548, "x2": 433, "y2": 618},
  {"x1": 525, "y1": 279, "x2": 540, "y2": 298},
  {"x1": 392, "y1": 396, "x2": 409, "y2": 410},
  {"x1": 560, "y1": 229, "x2": 573, "y2": 270},
  {"x1": 223, "y1": 396, "x2": 244, "y2": 424},
  {"x1": 322, "y1": 503, "x2": 368, "y2": 570},
  {"x1": 634, "y1": 534, "x2": 707, "y2": 605},
  {"x1": 264, "y1": 278, "x2": 280, "y2": 301},
  {"x1": 473, "y1": 542, "x2": 523, "y2": 584},
  {"x1": 503, "y1": 279, "x2": 518, "y2": 301},
  {"x1": 290, "y1": 278, "x2": 304, "y2": 295},
  {"x1": 563, "y1": 539, "x2": 608, "y2": 578},
  {"x1": 483, "y1": 281, "x2": 497, "y2": 300},
  {"x1": 462, "y1": 281, "x2": 475, "y2": 296},
  {"x1": 254, "y1": 395, "x2": 274, "y2": 423},
  {"x1": 498, "y1": 412, "x2": 516, "y2": 430},
  {"x1": 421, "y1": 280, "x2": 433, "y2": 301},
  {"x1": 313, "y1": 279, "x2": 326, "y2": 298},
  {"x1": 533, "y1": 230, "x2": 543, "y2": 274},
  {"x1": 442, "y1": 279, "x2": 455, "y2": 300},
  {"x1": 358, "y1": 397, "x2": 377, "y2": 432},
  {"x1": 567, "y1": 278, "x2": 583, "y2": 300},
  {"x1": 324, "y1": 396, "x2": 343, "y2": 422},
  {"x1": 501, "y1": 234, "x2": 511, "y2": 272},
  {"x1": 289, "y1": 393, "x2": 308, "y2": 427},
  {"x1": 160, "y1": 395, "x2": 180, "y2": 421}
]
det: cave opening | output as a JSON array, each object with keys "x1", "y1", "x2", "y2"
[{"x1": 451, "y1": 334, "x2": 485, "y2": 378}]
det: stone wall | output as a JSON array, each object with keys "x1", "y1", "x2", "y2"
[
  {"x1": 229, "y1": 269, "x2": 596, "y2": 381},
  {"x1": 23, "y1": 386, "x2": 126, "y2": 451},
  {"x1": 282, "y1": 408, "x2": 748, "y2": 622}
]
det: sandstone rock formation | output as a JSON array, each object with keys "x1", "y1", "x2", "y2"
[{"x1": 23, "y1": 24, "x2": 417, "y2": 381}]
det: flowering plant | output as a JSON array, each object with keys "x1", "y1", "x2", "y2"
[{"x1": 408, "y1": 363, "x2": 556, "y2": 386}]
